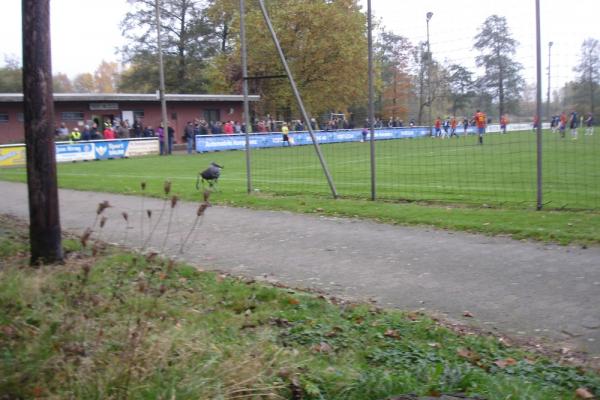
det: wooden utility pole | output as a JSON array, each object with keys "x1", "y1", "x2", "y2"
[{"x1": 22, "y1": 0, "x2": 63, "y2": 264}]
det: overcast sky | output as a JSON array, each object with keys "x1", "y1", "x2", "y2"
[{"x1": 1, "y1": 0, "x2": 598, "y2": 92}]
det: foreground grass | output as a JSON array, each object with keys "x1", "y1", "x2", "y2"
[
  {"x1": 2, "y1": 146, "x2": 600, "y2": 245},
  {"x1": 1, "y1": 216, "x2": 599, "y2": 399}
]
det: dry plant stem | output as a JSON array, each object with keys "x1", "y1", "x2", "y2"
[
  {"x1": 142, "y1": 197, "x2": 168, "y2": 250},
  {"x1": 160, "y1": 197, "x2": 178, "y2": 254},
  {"x1": 95, "y1": 217, "x2": 107, "y2": 244},
  {"x1": 139, "y1": 182, "x2": 147, "y2": 249},
  {"x1": 178, "y1": 215, "x2": 204, "y2": 255},
  {"x1": 140, "y1": 197, "x2": 145, "y2": 248}
]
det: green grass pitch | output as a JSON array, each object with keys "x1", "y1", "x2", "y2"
[{"x1": 1, "y1": 130, "x2": 598, "y2": 210}]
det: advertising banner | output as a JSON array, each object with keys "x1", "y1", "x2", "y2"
[
  {"x1": 195, "y1": 123, "x2": 549, "y2": 153},
  {"x1": 0, "y1": 145, "x2": 26, "y2": 167},
  {"x1": 56, "y1": 142, "x2": 96, "y2": 162},
  {"x1": 0, "y1": 138, "x2": 160, "y2": 167},
  {"x1": 54, "y1": 138, "x2": 159, "y2": 163},
  {"x1": 124, "y1": 138, "x2": 160, "y2": 157},
  {"x1": 195, "y1": 127, "x2": 432, "y2": 153}
]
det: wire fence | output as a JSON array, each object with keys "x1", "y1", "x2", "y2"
[{"x1": 249, "y1": 125, "x2": 599, "y2": 210}]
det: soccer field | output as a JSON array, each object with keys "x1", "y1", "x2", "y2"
[
  {"x1": 250, "y1": 130, "x2": 600, "y2": 209},
  {"x1": 1, "y1": 130, "x2": 597, "y2": 210}
]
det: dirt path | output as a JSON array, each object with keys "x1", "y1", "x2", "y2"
[{"x1": 2, "y1": 180, "x2": 599, "y2": 357}]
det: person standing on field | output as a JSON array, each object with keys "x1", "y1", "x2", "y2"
[
  {"x1": 474, "y1": 109, "x2": 487, "y2": 145},
  {"x1": 585, "y1": 113, "x2": 594, "y2": 136},
  {"x1": 559, "y1": 112, "x2": 567, "y2": 138},
  {"x1": 450, "y1": 116, "x2": 458, "y2": 137},
  {"x1": 184, "y1": 121, "x2": 195, "y2": 154},
  {"x1": 500, "y1": 114, "x2": 508, "y2": 134},
  {"x1": 434, "y1": 116, "x2": 442, "y2": 137},
  {"x1": 569, "y1": 111, "x2": 578, "y2": 140},
  {"x1": 281, "y1": 122, "x2": 291, "y2": 146}
]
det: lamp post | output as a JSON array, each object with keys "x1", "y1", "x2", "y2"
[
  {"x1": 547, "y1": 41, "x2": 553, "y2": 120},
  {"x1": 426, "y1": 12, "x2": 433, "y2": 136}
]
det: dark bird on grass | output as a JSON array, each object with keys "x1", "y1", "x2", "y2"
[{"x1": 196, "y1": 162, "x2": 224, "y2": 190}]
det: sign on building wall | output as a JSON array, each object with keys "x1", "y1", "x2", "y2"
[{"x1": 89, "y1": 103, "x2": 119, "y2": 111}]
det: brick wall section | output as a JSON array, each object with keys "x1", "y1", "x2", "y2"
[{"x1": 0, "y1": 97, "x2": 251, "y2": 145}]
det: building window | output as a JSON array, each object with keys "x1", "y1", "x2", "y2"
[
  {"x1": 133, "y1": 110, "x2": 145, "y2": 120},
  {"x1": 17, "y1": 113, "x2": 24, "y2": 122},
  {"x1": 61, "y1": 112, "x2": 85, "y2": 121},
  {"x1": 0, "y1": 113, "x2": 8, "y2": 123},
  {"x1": 204, "y1": 109, "x2": 220, "y2": 123}
]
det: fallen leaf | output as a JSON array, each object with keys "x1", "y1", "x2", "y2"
[
  {"x1": 575, "y1": 387, "x2": 594, "y2": 399},
  {"x1": 288, "y1": 297, "x2": 300, "y2": 305},
  {"x1": 325, "y1": 326, "x2": 343, "y2": 337},
  {"x1": 32, "y1": 386, "x2": 44, "y2": 398},
  {"x1": 406, "y1": 311, "x2": 420, "y2": 321},
  {"x1": 457, "y1": 348, "x2": 480, "y2": 362},
  {"x1": 463, "y1": 311, "x2": 474, "y2": 318},
  {"x1": 312, "y1": 342, "x2": 333, "y2": 354},
  {"x1": 494, "y1": 358, "x2": 518, "y2": 368},
  {"x1": 384, "y1": 329, "x2": 401, "y2": 339}
]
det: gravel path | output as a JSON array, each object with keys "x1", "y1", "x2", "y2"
[{"x1": 2, "y1": 180, "x2": 599, "y2": 356}]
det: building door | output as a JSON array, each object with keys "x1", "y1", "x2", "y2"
[{"x1": 102, "y1": 114, "x2": 115, "y2": 128}]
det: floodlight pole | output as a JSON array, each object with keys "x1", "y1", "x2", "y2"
[
  {"x1": 535, "y1": 0, "x2": 543, "y2": 210},
  {"x1": 155, "y1": 0, "x2": 169, "y2": 156},
  {"x1": 240, "y1": 0, "x2": 253, "y2": 194},
  {"x1": 257, "y1": 0, "x2": 338, "y2": 199},
  {"x1": 368, "y1": 0, "x2": 376, "y2": 200},
  {"x1": 22, "y1": 0, "x2": 63, "y2": 264}
]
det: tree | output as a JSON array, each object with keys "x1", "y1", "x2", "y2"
[
  {"x1": 473, "y1": 15, "x2": 524, "y2": 119},
  {"x1": 445, "y1": 64, "x2": 475, "y2": 116},
  {"x1": 377, "y1": 30, "x2": 413, "y2": 121},
  {"x1": 573, "y1": 38, "x2": 599, "y2": 116},
  {"x1": 94, "y1": 61, "x2": 120, "y2": 93},
  {"x1": 0, "y1": 56, "x2": 23, "y2": 92},
  {"x1": 205, "y1": 0, "x2": 238, "y2": 53},
  {"x1": 73, "y1": 73, "x2": 95, "y2": 93},
  {"x1": 223, "y1": 0, "x2": 368, "y2": 119},
  {"x1": 52, "y1": 73, "x2": 73, "y2": 92},
  {"x1": 119, "y1": 0, "x2": 217, "y2": 93},
  {"x1": 411, "y1": 43, "x2": 444, "y2": 125}
]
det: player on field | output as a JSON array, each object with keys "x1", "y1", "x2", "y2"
[
  {"x1": 500, "y1": 114, "x2": 508, "y2": 134},
  {"x1": 569, "y1": 111, "x2": 578, "y2": 140},
  {"x1": 559, "y1": 112, "x2": 567, "y2": 138},
  {"x1": 585, "y1": 113, "x2": 594, "y2": 136},
  {"x1": 450, "y1": 117, "x2": 458, "y2": 137},
  {"x1": 474, "y1": 110, "x2": 487, "y2": 144},
  {"x1": 434, "y1": 116, "x2": 442, "y2": 137}
]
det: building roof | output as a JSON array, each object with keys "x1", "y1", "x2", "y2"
[{"x1": 0, "y1": 93, "x2": 260, "y2": 103}]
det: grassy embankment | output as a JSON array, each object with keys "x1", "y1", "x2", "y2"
[{"x1": 1, "y1": 215, "x2": 599, "y2": 399}]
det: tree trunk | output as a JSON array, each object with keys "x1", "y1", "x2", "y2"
[
  {"x1": 221, "y1": 22, "x2": 229, "y2": 53},
  {"x1": 22, "y1": 0, "x2": 63, "y2": 265},
  {"x1": 498, "y1": 76, "x2": 505, "y2": 122}
]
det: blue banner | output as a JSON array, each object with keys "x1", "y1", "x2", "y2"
[
  {"x1": 55, "y1": 138, "x2": 159, "y2": 163},
  {"x1": 195, "y1": 127, "x2": 434, "y2": 153}
]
